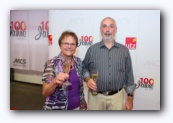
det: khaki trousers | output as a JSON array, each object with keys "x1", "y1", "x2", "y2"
[{"x1": 88, "y1": 89, "x2": 124, "y2": 110}]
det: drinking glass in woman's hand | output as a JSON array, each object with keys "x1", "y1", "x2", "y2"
[{"x1": 63, "y1": 62, "x2": 72, "y2": 87}]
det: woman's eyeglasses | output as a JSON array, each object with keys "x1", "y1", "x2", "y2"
[{"x1": 61, "y1": 42, "x2": 76, "y2": 47}]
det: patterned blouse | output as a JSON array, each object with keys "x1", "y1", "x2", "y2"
[{"x1": 42, "y1": 53, "x2": 85, "y2": 110}]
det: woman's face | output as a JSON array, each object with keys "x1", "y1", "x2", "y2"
[{"x1": 60, "y1": 35, "x2": 77, "y2": 57}]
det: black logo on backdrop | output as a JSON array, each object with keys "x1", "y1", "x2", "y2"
[{"x1": 13, "y1": 58, "x2": 26, "y2": 67}]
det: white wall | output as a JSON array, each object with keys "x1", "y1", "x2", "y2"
[{"x1": 13, "y1": 69, "x2": 42, "y2": 84}]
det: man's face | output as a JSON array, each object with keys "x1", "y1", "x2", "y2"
[{"x1": 100, "y1": 18, "x2": 117, "y2": 42}]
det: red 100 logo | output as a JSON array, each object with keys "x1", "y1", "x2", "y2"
[
  {"x1": 10, "y1": 21, "x2": 27, "y2": 37},
  {"x1": 136, "y1": 78, "x2": 154, "y2": 89},
  {"x1": 78, "y1": 36, "x2": 93, "y2": 47}
]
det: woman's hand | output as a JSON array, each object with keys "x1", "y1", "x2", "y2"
[{"x1": 54, "y1": 72, "x2": 69, "y2": 86}]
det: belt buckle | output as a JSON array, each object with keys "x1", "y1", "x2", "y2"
[{"x1": 103, "y1": 91, "x2": 109, "y2": 96}]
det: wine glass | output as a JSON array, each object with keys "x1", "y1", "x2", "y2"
[
  {"x1": 63, "y1": 61, "x2": 72, "y2": 87},
  {"x1": 91, "y1": 69, "x2": 98, "y2": 95}
]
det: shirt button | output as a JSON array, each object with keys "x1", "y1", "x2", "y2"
[
  {"x1": 109, "y1": 73, "x2": 111, "y2": 75},
  {"x1": 109, "y1": 65, "x2": 111, "y2": 67}
]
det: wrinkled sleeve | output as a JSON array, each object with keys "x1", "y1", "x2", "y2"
[
  {"x1": 82, "y1": 48, "x2": 91, "y2": 79},
  {"x1": 42, "y1": 60, "x2": 55, "y2": 83},
  {"x1": 124, "y1": 50, "x2": 136, "y2": 93}
]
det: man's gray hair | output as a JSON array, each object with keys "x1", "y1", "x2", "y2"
[{"x1": 100, "y1": 17, "x2": 117, "y2": 28}]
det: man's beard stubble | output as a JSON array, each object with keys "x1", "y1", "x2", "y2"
[{"x1": 102, "y1": 32, "x2": 114, "y2": 42}]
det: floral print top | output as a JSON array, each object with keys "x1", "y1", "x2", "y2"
[{"x1": 42, "y1": 53, "x2": 85, "y2": 110}]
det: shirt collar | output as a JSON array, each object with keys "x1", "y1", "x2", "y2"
[{"x1": 99, "y1": 40, "x2": 120, "y2": 48}]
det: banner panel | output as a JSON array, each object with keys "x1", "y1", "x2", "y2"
[
  {"x1": 10, "y1": 10, "x2": 49, "y2": 72},
  {"x1": 28, "y1": 10, "x2": 49, "y2": 71},
  {"x1": 10, "y1": 10, "x2": 29, "y2": 70}
]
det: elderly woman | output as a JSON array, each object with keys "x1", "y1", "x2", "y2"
[{"x1": 42, "y1": 31, "x2": 87, "y2": 110}]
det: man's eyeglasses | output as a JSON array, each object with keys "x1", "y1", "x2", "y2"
[{"x1": 61, "y1": 42, "x2": 76, "y2": 47}]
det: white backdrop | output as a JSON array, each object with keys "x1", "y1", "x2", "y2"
[
  {"x1": 10, "y1": 10, "x2": 49, "y2": 72},
  {"x1": 49, "y1": 10, "x2": 160, "y2": 110}
]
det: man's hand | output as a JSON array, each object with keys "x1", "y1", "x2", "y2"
[
  {"x1": 86, "y1": 77, "x2": 97, "y2": 91},
  {"x1": 124, "y1": 96, "x2": 134, "y2": 110}
]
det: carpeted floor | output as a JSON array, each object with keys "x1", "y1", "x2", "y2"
[{"x1": 10, "y1": 81, "x2": 45, "y2": 110}]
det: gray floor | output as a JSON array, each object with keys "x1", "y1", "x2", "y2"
[{"x1": 10, "y1": 81, "x2": 45, "y2": 110}]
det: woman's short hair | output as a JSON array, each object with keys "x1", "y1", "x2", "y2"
[{"x1": 58, "y1": 31, "x2": 78, "y2": 47}]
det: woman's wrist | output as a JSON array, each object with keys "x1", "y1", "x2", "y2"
[{"x1": 52, "y1": 78, "x2": 59, "y2": 87}]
